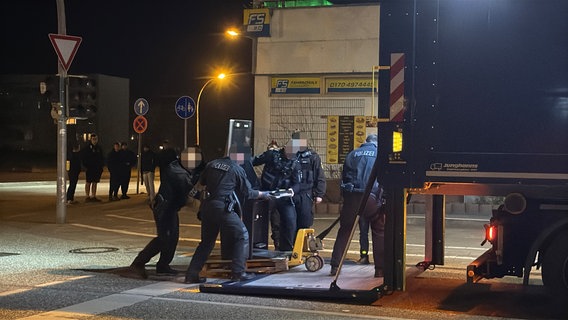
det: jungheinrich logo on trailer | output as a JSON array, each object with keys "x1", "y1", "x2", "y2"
[
  {"x1": 271, "y1": 77, "x2": 321, "y2": 94},
  {"x1": 244, "y1": 8, "x2": 271, "y2": 37}
]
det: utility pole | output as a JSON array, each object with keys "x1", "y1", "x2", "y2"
[{"x1": 55, "y1": 0, "x2": 67, "y2": 223}]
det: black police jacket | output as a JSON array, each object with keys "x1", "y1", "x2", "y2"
[
  {"x1": 295, "y1": 149, "x2": 326, "y2": 197},
  {"x1": 200, "y1": 157, "x2": 260, "y2": 206},
  {"x1": 252, "y1": 149, "x2": 301, "y2": 193},
  {"x1": 156, "y1": 160, "x2": 193, "y2": 210},
  {"x1": 341, "y1": 142, "x2": 377, "y2": 193}
]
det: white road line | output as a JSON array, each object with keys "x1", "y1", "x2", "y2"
[
  {"x1": 0, "y1": 276, "x2": 92, "y2": 297},
  {"x1": 15, "y1": 280, "x2": 408, "y2": 320},
  {"x1": 406, "y1": 243, "x2": 487, "y2": 251},
  {"x1": 105, "y1": 214, "x2": 201, "y2": 228},
  {"x1": 0, "y1": 288, "x2": 31, "y2": 297},
  {"x1": 35, "y1": 276, "x2": 92, "y2": 287},
  {"x1": 16, "y1": 282, "x2": 195, "y2": 320},
  {"x1": 71, "y1": 223, "x2": 213, "y2": 243}
]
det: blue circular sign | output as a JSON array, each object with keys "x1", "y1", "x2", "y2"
[
  {"x1": 134, "y1": 98, "x2": 149, "y2": 116},
  {"x1": 175, "y1": 96, "x2": 196, "y2": 119}
]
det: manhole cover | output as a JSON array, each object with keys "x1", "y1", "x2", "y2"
[{"x1": 69, "y1": 247, "x2": 119, "y2": 254}]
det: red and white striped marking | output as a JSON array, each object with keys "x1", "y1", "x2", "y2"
[{"x1": 389, "y1": 53, "x2": 405, "y2": 122}]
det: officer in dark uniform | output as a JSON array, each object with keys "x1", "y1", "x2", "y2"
[
  {"x1": 185, "y1": 156, "x2": 270, "y2": 283},
  {"x1": 329, "y1": 133, "x2": 385, "y2": 278},
  {"x1": 125, "y1": 149, "x2": 192, "y2": 278},
  {"x1": 252, "y1": 141, "x2": 287, "y2": 250},
  {"x1": 293, "y1": 147, "x2": 326, "y2": 229}
]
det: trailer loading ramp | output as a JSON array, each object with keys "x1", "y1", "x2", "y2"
[{"x1": 199, "y1": 260, "x2": 385, "y2": 303}]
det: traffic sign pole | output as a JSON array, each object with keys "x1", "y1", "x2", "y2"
[
  {"x1": 136, "y1": 132, "x2": 141, "y2": 195},
  {"x1": 55, "y1": 0, "x2": 68, "y2": 224},
  {"x1": 133, "y1": 98, "x2": 149, "y2": 195},
  {"x1": 184, "y1": 119, "x2": 188, "y2": 150},
  {"x1": 174, "y1": 96, "x2": 196, "y2": 149}
]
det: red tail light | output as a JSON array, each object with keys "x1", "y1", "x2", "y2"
[
  {"x1": 481, "y1": 223, "x2": 498, "y2": 246},
  {"x1": 487, "y1": 225, "x2": 497, "y2": 242}
]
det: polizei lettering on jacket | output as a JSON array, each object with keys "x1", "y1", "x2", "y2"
[
  {"x1": 354, "y1": 150, "x2": 376, "y2": 157},
  {"x1": 212, "y1": 162, "x2": 231, "y2": 172}
]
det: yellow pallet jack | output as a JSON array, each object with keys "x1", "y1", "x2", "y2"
[
  {"x1": 287, "y1": 216, "x2": 341, "y2": 272},
  {"x1": 288, "y1": 228, "x2": 325, "y2": 272}
]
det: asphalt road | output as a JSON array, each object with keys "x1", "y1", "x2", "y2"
[{"x1": 1, "y1": 179, "x2": 566, "y2": 320}]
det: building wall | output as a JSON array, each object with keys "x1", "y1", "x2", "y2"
[
  {"x1": 253, "y1": 4, "x2": 381, "y2": 178},
  {"x1": 0, "y1": 74, "x2": 129, "y2": 158},
  {"x1": 256, "y1": 5, "x2": 380, "y2": 74},
  {"x1": 94, "y1": 74, "x2": 130, "y2": 152}
]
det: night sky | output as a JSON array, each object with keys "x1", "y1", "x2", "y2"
[{"x1": 1, "y1": 0, "x2": 254, "y2": 160}]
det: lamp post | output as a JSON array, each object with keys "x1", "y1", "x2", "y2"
[
  {"x1": 226, "y1": 28, "x2": 257, "y2": 74},
  {"x1": 196, "y1": 73, "x2": 226, "y2": 146},
  {"x1": 55, "y1": 0, "x2": 67, "y2": 224}
]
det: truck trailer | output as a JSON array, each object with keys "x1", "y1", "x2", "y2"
[{"x1": 377, "y1": 0, "x2": 568, "y2": 296}]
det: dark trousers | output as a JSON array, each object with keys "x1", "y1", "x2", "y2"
[
  {"x1": 133, "y1": 206, "x2": 179, "y2": 268},
  {"x1": 293, "y1": 192, "x2": 314, "y2": 229},
  {"x1": 186, "y1": 201, "x2": 249, "y2": 277},
  {"x1": 109, "y1": 171, "x2": 120, "y2": 197},
  {"x1": 359, "y1": 216, "x2": 370, "y2": 256},
  {"x1": 120, "y1": 169, "x2": 131, "y2": 196},
  {"x1": 269, "y1": 200, "x2": 280, "y2": 249},
  {"x1": 331, "y1": 192, "x2": 385, "y2": 270},
  {"x1": 274, "y1": 197, "x2": 297, "y2": 251},
  {"x1": 66, "y1": 170, "x2": 80, "y2": 201}
]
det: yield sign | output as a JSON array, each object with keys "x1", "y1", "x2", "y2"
[{"x1": 48, "y1": 34, "x2": 82, "y2": 72}]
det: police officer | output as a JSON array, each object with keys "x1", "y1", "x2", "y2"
[
  {"x1": 252, "y1": 141, "x2": 301, "y2": 252},
  {"x1": 293, "y1": 147, "x2": 326, "y2": 229},
  {"x1": 185, "y1": 156, "x2": 270, "y2": 283},
  {"x1": 125, "y1": 148, "x2": 193, "y2": 278},
  {"x1": 252, "y1": 141, "x2": 286, "y2": 250},
  {"x1": 329, "y1": 133, "x2": 385, "y2": 278}
]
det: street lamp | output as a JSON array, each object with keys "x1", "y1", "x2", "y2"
[
  {"x1": 225, "y1": 28, "x2": 257, "y2": 74},
  {"x1": 196, "y1": 73, "x2": 226, "y2": 146}
]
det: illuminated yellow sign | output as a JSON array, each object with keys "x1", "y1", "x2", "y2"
[
  {"x1": 326, "y1": 78, "x2": 377, "y2": 93},
  {"x1": 271, "y1": 77, "x2": 321, "y2": 94},
  {"x1": 243, "y1": 8, "x2": 270, "y2": 37},
  {"x1": 326, "y1": 115, "x2": 368, "y2": 164}
]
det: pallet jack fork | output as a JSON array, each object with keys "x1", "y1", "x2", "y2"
[{"x1": 288, "y1": 228, "x2": 325, "y2": 271}]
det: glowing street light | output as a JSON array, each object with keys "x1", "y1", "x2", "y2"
[
  {"x1": 225, "y1": 28, "x2": 257, "y2": 74},
  {"x1": 226, "y1": 29, "x2": 240, "y2": 37},
  {"x1": 196, "y1": 73, "x2": 226, "y2": 146}
]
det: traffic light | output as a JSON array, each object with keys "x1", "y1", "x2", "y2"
[
  {"x1": 68, "y1": 76, "x2": 96, "y2": 119},
  {"x1": 43, "y1": 75, "x2": 60, "y2": 102}
]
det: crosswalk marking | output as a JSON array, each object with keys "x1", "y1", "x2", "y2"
[{"x1": 16, "y1": 282, "x2": 195, "y2": 320}]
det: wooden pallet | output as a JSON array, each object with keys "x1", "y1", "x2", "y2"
[{"x1": 201, "y1": 257, "x2": 288, "y2": 278}]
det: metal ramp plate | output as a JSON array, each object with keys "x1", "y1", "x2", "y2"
[{"x1": 199, "y1": 261, "x2": 384, "y2": 303}]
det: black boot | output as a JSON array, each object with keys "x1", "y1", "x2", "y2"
[
  {"x1": 184, "y1": 274, "x2": 207, "y2": 284},
  {"x1": 356, "y1": 255, "x2": 370, "y2": 265},
  {"x1": 119, "y1": 263, "x2": 147, "y2": 279},
  {"x1": 329, "y1": 266, "x2": 338, "y2": 276},
  {"x1": 156, "y1": 265, "x2": 179, "y2": 276},
  {"x1": 231, "y1": 272, "x2": 255, "y2": 282}
]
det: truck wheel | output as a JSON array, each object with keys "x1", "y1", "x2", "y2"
[{"x1": 542, "y1": 232, "x2": 568, "y2": 297}]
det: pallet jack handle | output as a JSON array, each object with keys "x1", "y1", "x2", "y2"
[
  {"x1": 316, "y1": 216, "x2": 340, "y2": 241},
  {"x1": 329, "y1": 150, "x2": 381, "y2": 291}
]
